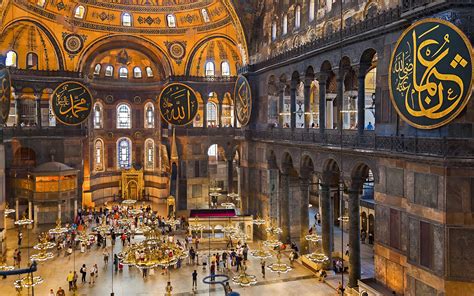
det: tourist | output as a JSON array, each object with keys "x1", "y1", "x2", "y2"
[
  {"x1": 56, "y1": 287, "x2": 65, "y2": 296},
  {"x1": 210, "y1": 262, "x2": 216, "y2": 281},
  {"x1": 73, "y1": 271, "x2": 78, "y2": 290},
  {"x1": 165, "y1": 281, "x2": 173, "y2": 296},
  {"x1": 18, "y1": 232, "x2": 22, "y2": 246},
  {"x1": 66, "y1": 271, "x2": 74, "y2": 291},
  {"x1": 366, "y1": 122, "x2": 374, "y2": 130},
  {"x1": 318, "y1": 269, "x2": 327, "y2": 282},
  {"x1": 345, "y1": 244, "x2": 349, "y2": 256},
  {"x1": 103, "y1": 249, "x2": 109, "y2": 265},
  {"x1": 289, "y1": 251, "x2": 295, "y2": 267},
  {"x1": 224, "y1": 282, "x2": 232, "y2": 294},
  {"x1": 80, "y1": 264, "x2": 87, "y2": 283},
  {"x1": 336, "y1": 281, "x2": 345, "y2": 294},
  {"x1": 192, "y1": 270, "x2": 198, "y2": 290},
  {"x1": 113, "y1": 254, "x2": 119, "y2": 271},
  {"x1": 49, "y1": 288, "x2": 55, "y2": 296},
  {"x1": 89, "y1": 265, "x2": 97, "y2": 284}
]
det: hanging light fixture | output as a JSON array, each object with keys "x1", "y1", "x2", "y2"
[
  {"x1": 232, "y1": 264, "x2": 257, "y2": 287},
  {"x1": 48, "y1": 218, "x2": 69, "y2": 235},
  {"x1": 14, "y1": 274, "x2": 44, "y2": 289},
  {"x1": 267, "y1": 251, "x2": 292, "y2": 274}
]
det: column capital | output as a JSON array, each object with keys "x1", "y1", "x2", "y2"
[
  {"x1": 355, "y1": 62, "x2": 372, "y2": 78},
  {"x1": 316, "y1": 72, "x2": 328, "y2": 83}
]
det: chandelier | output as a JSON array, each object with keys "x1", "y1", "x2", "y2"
[
  {"x1": 30, "y1": 233, "x2": 55, "y2": 262},
  {"x1": 232, "y1": 264, "x2": 257, "y2": 287},
  {"x1": 122, "y1": 199, "x2": 137, "y2": 205},
  {"x1": 304, "y1": 230, "x2": 328, "y2": 264},
  {"x1": 128, "y1": 208, "x2": 143, "y2": 216},
  {"x1": 14, "y1": 274, "x2": 44, "y2": 289},
  {"x1": 188, "y1": 217, "x2": 204, "y2": 232},
  {"x1": 267, "y1": 251, "x2": 292, "y2": 274},
  {"x1": 4, "y1": 203, "x2": 15, "y2": 216},
  {"x1": 48, "y1": 219, "x2": 69, "y2": 235},
  {"x1": 14, "y1": 216, "x2": 33, "y2": 226}
]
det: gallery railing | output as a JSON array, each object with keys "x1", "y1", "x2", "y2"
[
  {"x1": 1, "y1": 127, "x2": 87, "y2": 139},
  {"x1": 251, "y1": 128, "x2": 474, "y2": 158}
]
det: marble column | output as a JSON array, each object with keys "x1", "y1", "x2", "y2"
[
  {"x1": 290, "y1": 85, "x2": 296, "y2": 129},
  {"x1": 303, "y1": 80, "x2": 311, "y2": 128},
  {"x1": 28, "y1": 201, "x2": 32, "y2": 229},
  {"x1": 74, "y1": 199, "x2": 78, "y2": 220},
  {"x1": 34, "y1": 205, "x2": 39, "y2": 227},
  {"x1": 58, "y1": 203, "x2": 61, "y2": 220},
  {"x1": 299, "y1": 179, "x2": 310, "y2": 253},
  {"x1": 15, "y1": 95, "x2": 21, "y2": 125},
  {"x1": 35, "y1": 92, "x2": 42, "y2": 128},
  {"x1": 357, "y1": 72, "x2": 366, "y2": 135},
  {"x1": 348, "y1": 189, "x2": 361, "y2": 287},
  {"x1": 15, "y1": 199, "x2": 19, "y2": 221},
  {"x1": 218, "y1": 99, "x2": 223, "y2": 128},
  {"x1": 317, "y1": 74, "x2": 327, "y2": 133},
  {"x1": 320, "y1": 184, "x2": 333, "y2": 268},
  {"x1": 227, "y1": 160, "x2": 233, "y2": 194},
  {"x1": 336, "y1": 75, "x2": 344, "y2": 130},
  {"x1": 202, "y1": 97, "x2": 208, "y2": 128},
  {"x1": 278, "y1": 85, "x2": 285, "y2": 127},
  {"x1": 279, "y1": 173, "x2": 290, "y2": 242}
]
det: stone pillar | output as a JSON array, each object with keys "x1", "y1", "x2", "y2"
[
  {"x1": 357, "y1": 71, "x2": 366, "y2": 135},
  {"x1": 303, "y1": 79, "x2": 311, "y2": 128},
  {"x1": 202, "y1": 96, "x2": 208, "y2": 128},
  {"x1": 320, "y1": 184, "x2": 333, "y2": 268},
  {"x1": 15, "y1": 95, "x2": 21, "y2": 126},
  {"x1": 348, "y1": 189, "x2": 361, "y2": 287},
  {"x1": 218, "y1": 99, "x2": 223, "y2": 128},
  {"x1": 28, "y1": 201, "x2": 32, "y2": 228},
  {"x1": 34, "y1": 205, "x2": 39, "y2": 227},
  {"x1": 58, "y1": 202, "x2": 61, "y2": 220},
  {"x1": 74, "y1": 199, "x2": 78, "y2": 220},
  {"x1": 35, "y1": 92, "x2": 42, "y2": 128},
  {"x1": 336, "y1": 75, "x2": 344, "y2": 130},
  {"x1": 317, "y1": 74, "x2": 327, "y2": 133},
  {"x1": 227, "y1": 160, "x2": 233, "y2": 194},
  {"x1": 15, "y1": 199, "x2": 19, "y2": 221},
  {"x1": 290, "y1": 84, "x2": 296, "y2": 129},
  {"x1": 299, "y1": 179, "x2": 310, "y2": 253},
  {"x1": 279, "y1": 173, "x2": 290, "y2": 242},
  {"x1": 278, "y1": 84, "x2": 285, "y2": 127}
]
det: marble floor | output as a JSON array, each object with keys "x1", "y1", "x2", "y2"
[{"x1": 1, "y1": 209, "x2": 375, "y2": 296}]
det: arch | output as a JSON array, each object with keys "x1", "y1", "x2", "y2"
[
  {"x1": 300, "y1": 153, "x2": 315, "y2": 178},
  {"x1": 361, "y1": 211, "x2": 368, "y2": 232},
  {"x1": 119, "y1": 67, "x2": 128, "y2": 78},
  {"x1": 13, "y1": 147, "x2": 36, "y2": 167},
  {"x1": 205, "y1": 61, "x2": 215, "y2": 76},
  {"x1": 144, "y1": 102, "x2": 155, "y2": 128},
  {"x1": 0, "y1": 19, "x2": 65, "y2": 70},
  {"x1": 221, "y1": 61, "x2": 231, "y2": 76},
  {"x1": 282, "y1": 14, "x2": 288, "y2": 35},
  {"x1": 105, "y1": 65, "x2": 114, "y2": 77},
  {"x1": 26, "y1": 52, "x2": 38, "y2": 69},
  {"x1": 295, "y1": 5, "x2": 301, "y2": 29},
  {"x1": 77, "y1": 35, "x2": 171, "y2": 76},
  {"x1": 117, "y1": 103, "x2": 132, "y2": 129},
  {"x1": 5, "y1": 50, "x2": 17, "y2": 67},
  {"x1": 93, "y1": 63, "x2": 101, "y2": 75},
  {"x1": 322, "y1": 157, "x2": 341, "y2": 186},
  {"x1": 281, "y1": 151, "x2": 297, "y2": 175},
  {"x1": 133, "y1": 66, "x2": 142, "y2": 78},
  {"x1": 309, "y1": 0, "x2": 315, "y2": 22},
  {"x1": 267, "y1": 150, "x2": 278, "y2": 170},
  {"x1": 320, "y1": 60, "x2": 332, "y2": 73},
  {"x1": 93, "y1": 102, "x2": 103, "y2": 129},
  {"x1": 144, "y1": 138, "x2": 155, "y2": 171},
  {"x1": 122, "y1": 12, "x2": 132, "y2": 27},
  {"x1": 117, "y1": 137, "x2": 132, "y2": 169},
  {"x1": 363, "y1": 0, "x2": 381, "y2": 18},
  {"x1": 94, "y1": 138, "x2": 105, "y2": 172},
  {"x1": 350, "y1": 161, "x2": 378, "y2": 190},
  {"x1": 185, "y1": 34, "x2": 241, "y2": 76},
  {"x1": 74, "y1": 5, "x2": 86, "y2": 19},
  {"x1": 145, "y1": 66, "x2": 154, "y2": 77},
  {"x1": 167, "y1": 14, "x2": 177, "y2": 27}
]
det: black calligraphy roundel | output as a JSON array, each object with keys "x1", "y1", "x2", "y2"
[
  {"x1": 0, "y1": 65, "x2": 11, "y2": 125},
  {"x1": 158, "y1": 83, "x2": 199, "y2": 126},
  {"x1": 234, "y1": 75, "x2": 252, "y2": 126},
  {"x1": 389, "y1": 18, "x2": 474, "y2": 129},
  {"x1": 51, "y1": 81, "x2": 93, "y2": 126}
]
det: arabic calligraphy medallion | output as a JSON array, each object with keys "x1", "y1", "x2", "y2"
[
  {"x1": 389, "y1": 18, "x2": 473, "y2": 129},
  {"x1": 234, "y1": 75, "x2": 252, "y2": 126},
  {"x1": 0, "y1": 65, "x2": 11, "y2": 125},
  {"x1": 158, "y1": 83, "x2": 198, "y2": 126},
  {"x1": 51, "y1": 81, "x2": 93, "y2": 126}
]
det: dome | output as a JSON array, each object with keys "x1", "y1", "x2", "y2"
[{"x1": 33, "y1": 161, "x2": 76, "y2": 174}]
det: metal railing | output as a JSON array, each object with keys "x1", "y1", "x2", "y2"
[{"x1": 1, "y1": 127, "x2": 87, "y2": 139}]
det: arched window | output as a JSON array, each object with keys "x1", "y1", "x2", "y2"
[
  {"x1": 93, "y1": 64, "x2": 101, "y2": 76},
  {"x1": 95, "y1": 139, "x2": 104, "y2": 172},
  {"x1": 221, "y1": 61, "x2": 230, "y2": 76},
  {"x1": 133, "y1": 67, "x2": 142, "y2": 78},
  {"x1": 26, "y1": 53, "x2": 38, "y2": 69},
  {"x1": 117, "y1": 138, "x2": 132, "y2": 169},
  {"x1": 145, "y1": 67, "x2": 154, "y2": 77},
  {"x1": 167, "y1": 14, "x2": 176, "y2": 27},
  {"x1": 144, "y1": 102, "x2": 154, "y2": 128},
  {"x1": 119, "y1": 67, "x2": 128, "y2": 78},
  {"x1": 282, "y1": 14, "x2": 288, "y2": 35},
  {"x1": 309, "y1": 0, "x2": 315, "y2": 22},
  {"x1": 93, "y1": 103, "x2": 103, "y2": 129},
  {"x1": 105, "y1": 65, "x2": 113, "y2": 77},
  {"x1": 117, "y1": 104, "x2": 131, "y2": 129},
  {"x1": 295, "y1": 5, "x2": 301, "y2": 29},
  {"x1": 206, "y1": 101, "x2": 217, "y2": 127},
  {"x1": 122, "y1": 13, "x2": 132, "y2": 26},
  {"x1": 37, "y1": 0, "x2": 46, "y2": 7},
  {"x1": 74, "y1": 5, "x2": 85, "y2": 19},
  {"x1": 201, "y1": 9, "x2": 210, "y2": 22},
  {"x1": 205, "y1": 61, "x2": 215, "y2": 76},
  {"x1": 271, "y1": 22, "x2": 277, "y2": 41},
  {"x1": 144, "y1": 139, "x2": 155, "y2": 170},
  {"x1": 5, "y1": 51, "x2": 17, "y2": 67}
]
